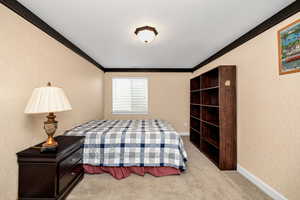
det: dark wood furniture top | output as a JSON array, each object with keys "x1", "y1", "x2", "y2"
[
  {"x1": 17, "y1": 136, "x2": 85, "y2": 200},
  {"x1": 190, "y1": 65, "x2": 237, "y2": 170}
]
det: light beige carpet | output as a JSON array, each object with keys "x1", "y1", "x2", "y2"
[{"x1": 67, "y1": 137, "x2": 271, "y2": 200}]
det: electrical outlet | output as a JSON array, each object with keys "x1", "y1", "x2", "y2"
[{"x1": 184, "y1": 122, "x2": 188, "y2": 127}]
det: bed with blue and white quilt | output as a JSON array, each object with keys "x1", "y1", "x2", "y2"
[{"x1": 65, "y1": 119, "x2": 188, "y2": 179}]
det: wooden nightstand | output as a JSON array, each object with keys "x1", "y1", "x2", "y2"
[{"x1": 17, "y1": 136, "x2": 85, "y2": 200}]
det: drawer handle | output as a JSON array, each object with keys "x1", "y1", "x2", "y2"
[
  {"x1": 71, "y1": 172, "x2": 76, "y2": 176},
  {"x1": 71, "y1": 158, "x2": 77, "y2": 162}
]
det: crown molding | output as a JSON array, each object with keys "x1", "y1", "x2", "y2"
[
  {"x1": 0, "y1": 0, "x2": 105, "y2": 72},
  {"x1": 104, "y1": 68, "x2": 193, "y2": 73},
  {"x1": 192, "y1": 1, "x2": 300, "y2": 72}
]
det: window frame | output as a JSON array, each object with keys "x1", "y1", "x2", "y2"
[{"x1": 112, "y1": 77, "x2": 149, "y2": 115}]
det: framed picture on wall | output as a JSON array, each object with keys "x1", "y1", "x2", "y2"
[{"x1": 278, "y1": 19, "x2": 300, "y2": 75}]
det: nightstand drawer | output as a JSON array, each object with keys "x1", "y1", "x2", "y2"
[
  {"x1": 59, "y1": 148, "x2": 82, "y2": 177},
  {"x1": 59, "y1": 165, "x2": 82, "y2": 194}
]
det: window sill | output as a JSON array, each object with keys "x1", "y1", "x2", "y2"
[{"x1": 112, "y1": 112, "x2": 148, "y2": 115}]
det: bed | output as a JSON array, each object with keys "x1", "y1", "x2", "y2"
[{"x1": 65, "y1": 119, "x2": 187, "y2": 179}]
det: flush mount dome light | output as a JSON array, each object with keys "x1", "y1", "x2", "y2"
[{"x1": 134, "y1": 26, "x2": 158, "y2": 43}]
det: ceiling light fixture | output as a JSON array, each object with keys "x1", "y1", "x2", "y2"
[{"x1": 134, "y1": 26, "x2": 158, "y2": 44}]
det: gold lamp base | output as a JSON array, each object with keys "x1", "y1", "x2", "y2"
[
  {"x1": 42, "y1": 136, "x2": 58, "y2": 147},
  {"x1": 43, "y1": 112, "x2": 58, "y2": 147}
]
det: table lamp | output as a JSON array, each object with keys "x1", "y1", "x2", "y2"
[{"x1": 24, "y1": 82, "x2": 72, "y2": 148}]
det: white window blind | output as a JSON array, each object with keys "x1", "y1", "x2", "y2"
[{"x1": 112, "y1": 78, "x2": 148, "y2": 114}]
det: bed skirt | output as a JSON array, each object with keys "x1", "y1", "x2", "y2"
[{"x1": 83, "y1": 165, "x2": 181, "y2": 179}]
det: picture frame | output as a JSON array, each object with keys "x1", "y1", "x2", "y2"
[{"x1": 278, "y1": 19, "x2": 300, "y2": 75}]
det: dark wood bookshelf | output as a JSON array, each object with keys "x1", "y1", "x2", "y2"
[
  {"x1": 203, "y1": 137, "x2": 219, "y2": 149},
  {"x1": 190, "y1": 127, "x2": 200, "y2": 133},
  {"x1": 190, "y1": 128, "x2": 201, "y2": 148},
  {"x1": 190, "y1": 65, "x2": 236, "y2": 170},
  {"x1": 191, "y1": 104, "x2": 220, "y2": 108},
  {"x1": 190, "y1": 115, "x2": 200, "y2": 121},
  {"x1": 190, "y1": 76, "x2": 200, "y2": 91},
  {"x1": 201, "y1": 89, "x2": 219, "y2": 106},
  {"x1": 201, "y1": 141, "x2": 219, "y2": 165},
  {"x1": 201, "y1": 107, "x2": 219, "y2": 126},
  {"x1": 200, "y1": 104, "x2": 220, "y2": 108},
  {"x1": 200, "y1": 119, "x2": 219, "y2": 128},
  {"x1": 199, "y1": 86, "x2": 220, "y2": 91}
]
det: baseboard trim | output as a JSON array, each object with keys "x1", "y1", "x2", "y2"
[
  {"x1": 237, "y1": 164, "x2": 287, "y2": 200},
  {"x1": 178, "y1": 132, "x2": 189, "y2": 136}
]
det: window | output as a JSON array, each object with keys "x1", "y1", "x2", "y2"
[{"x1": 112, "y1": 78, "x2": 148, "y2": 114}]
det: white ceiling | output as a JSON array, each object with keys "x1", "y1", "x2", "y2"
[{"x1": 18, "y1": 0, "x2": 294, "y2": 68}]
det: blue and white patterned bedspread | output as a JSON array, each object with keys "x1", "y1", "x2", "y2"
[{"x1": 65, "y1": 120, "x2": 187, "y2": 171}]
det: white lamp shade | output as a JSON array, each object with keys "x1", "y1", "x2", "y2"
[
  {"x1": 24, "y1": 86, "x2": 72, "y2": 114},
  {"x1": 137, "y1": 29, "x2": 156, "y2": 43}
]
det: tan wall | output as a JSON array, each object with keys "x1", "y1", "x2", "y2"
[
  {"x1": 0, "y1": 5, "x2": 104, "y2": 199},
  {"x1": 192, "y1": 13, "x2": 300, "y2": 200},
  {"x1": 104, "y1": 72, "x2": 190, "y2": 132}
]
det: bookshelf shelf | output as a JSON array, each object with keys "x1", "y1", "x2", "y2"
[{"x1": 200, "y1": 119, "x2": 219, "y2": 128}]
